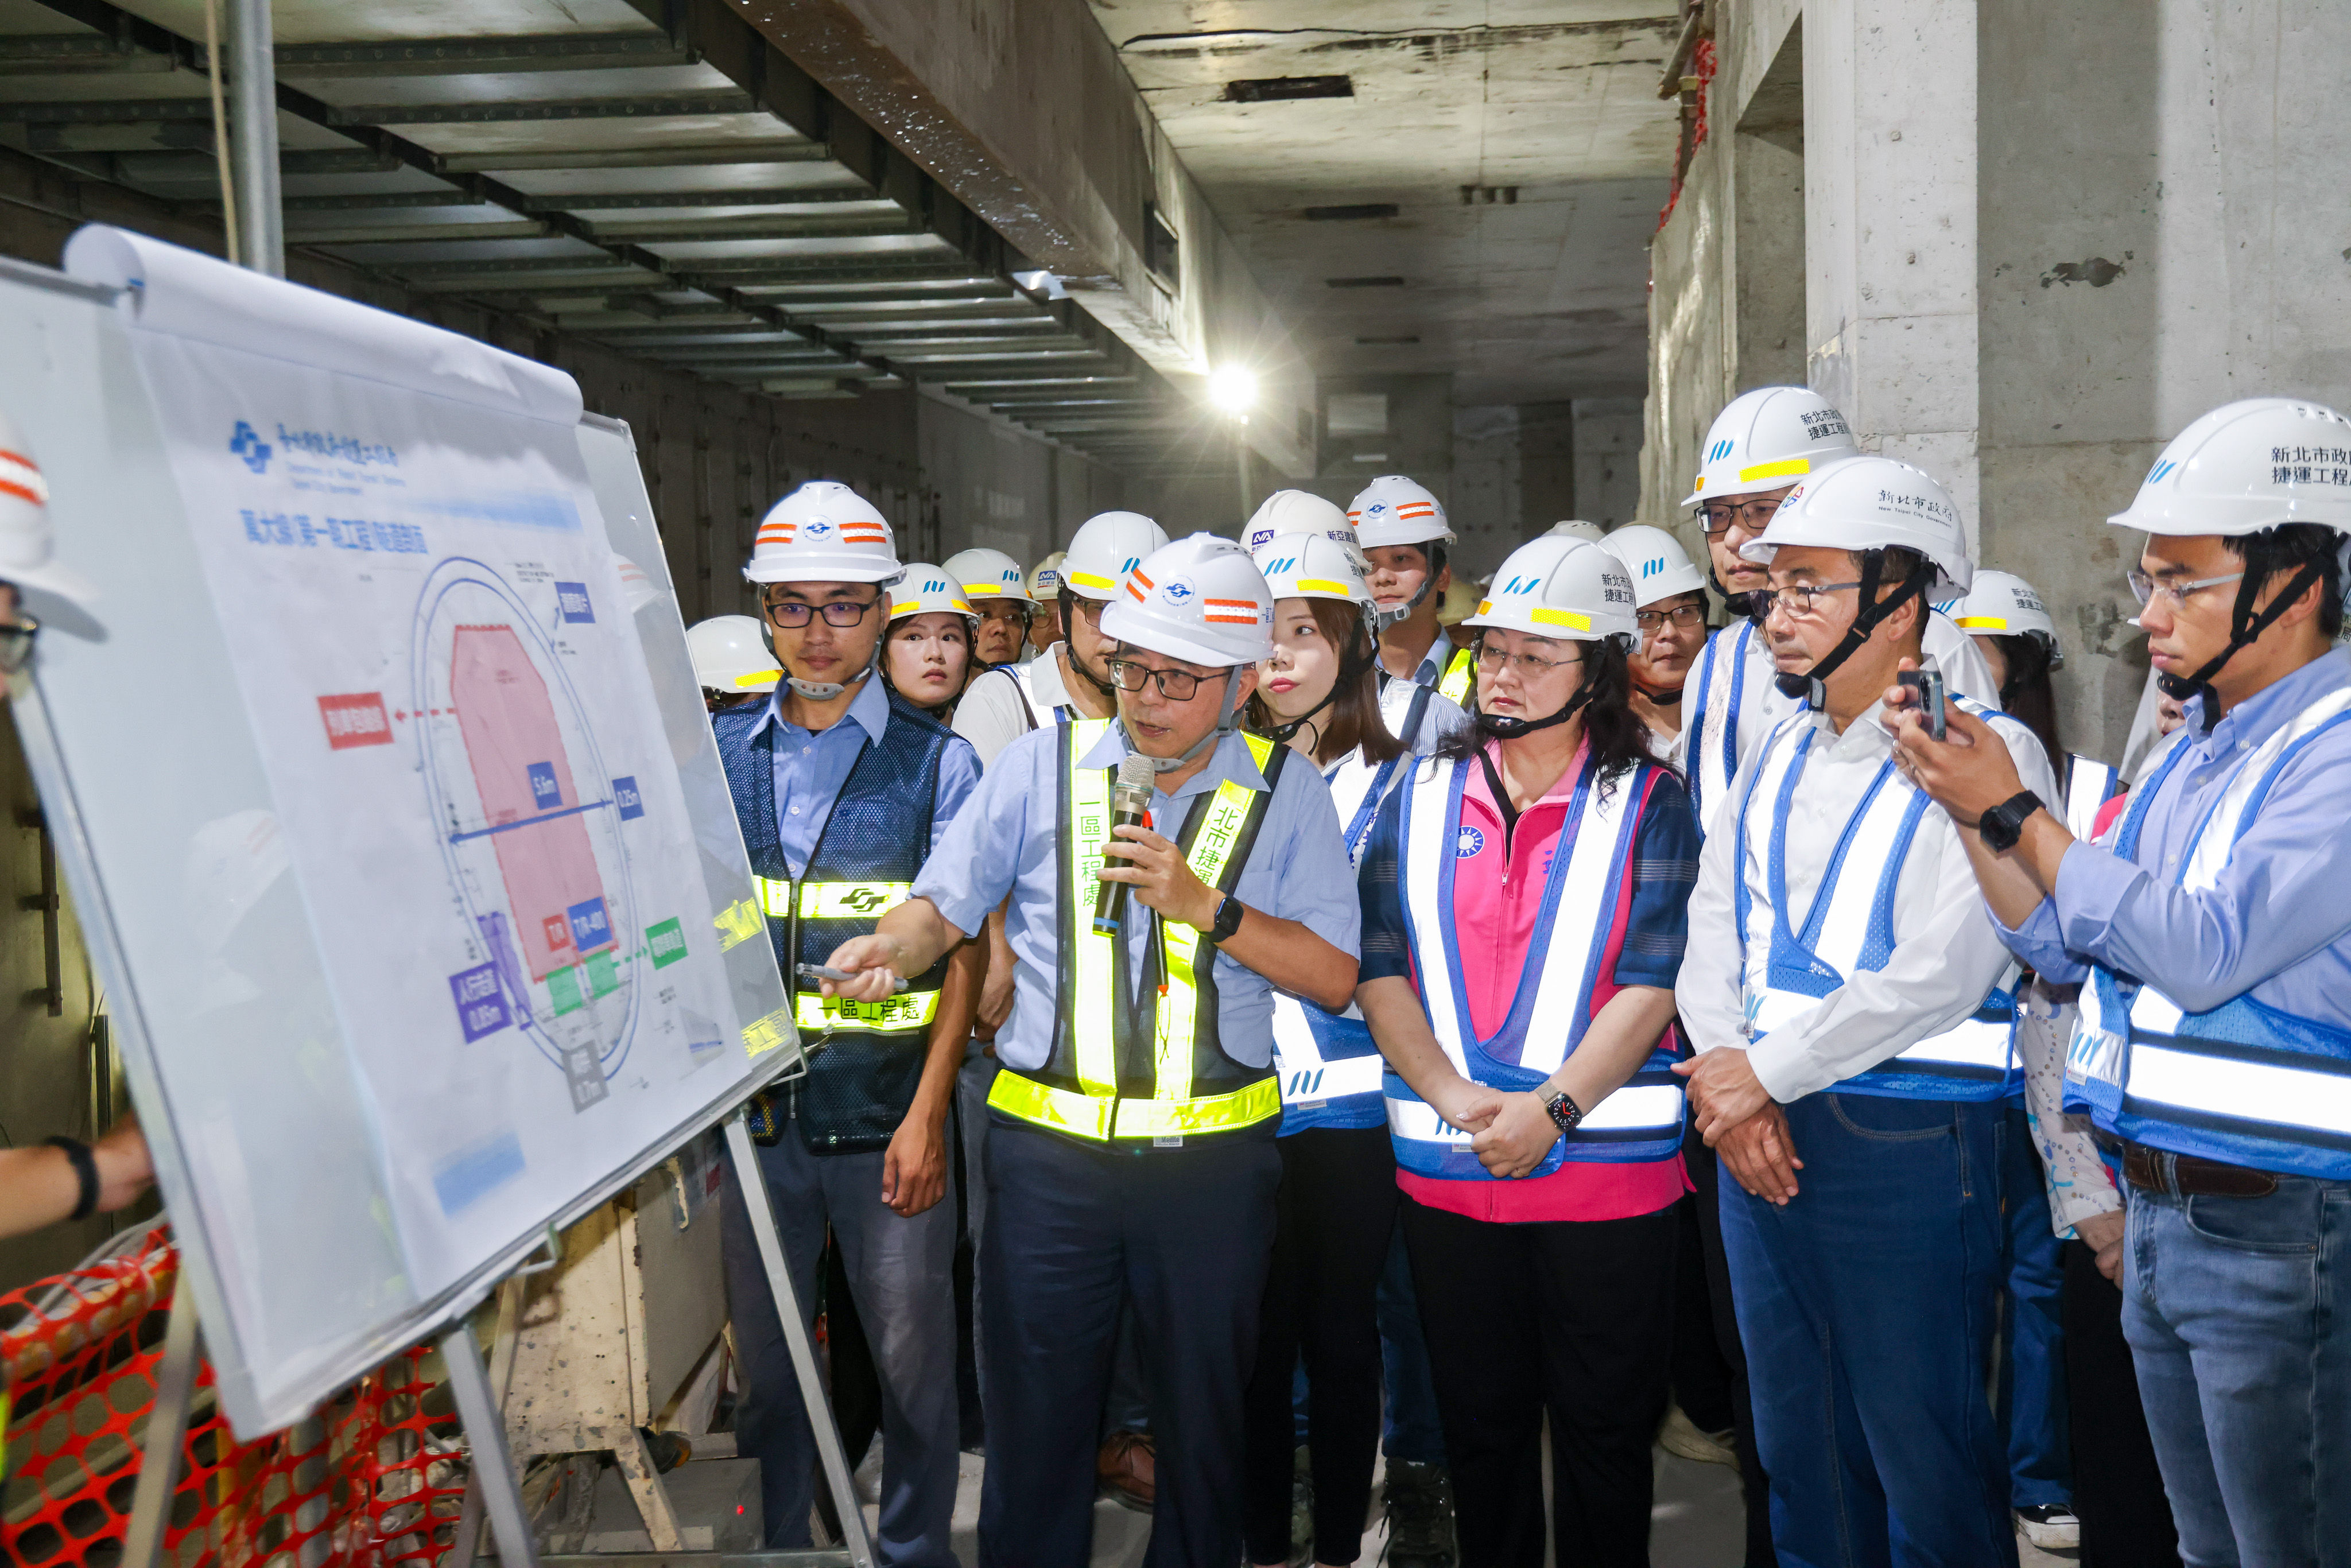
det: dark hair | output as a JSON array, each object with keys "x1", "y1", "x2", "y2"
[
  {"x1": 1246, "y1": 598, "x2": 1407, "y2": 767},
  {"x1": 1989, "y1": 634, "x2": 2061, "y2": 758},
  {"x1": 2224, "y1": 522, "x2": 2346, "y2": 638},
  {"x1": 1436, "y1": 633, "x2": 1659, "y2": 799}
]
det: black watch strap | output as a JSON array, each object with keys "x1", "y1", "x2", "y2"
[
  {"x1": 46, "y1": 1135, "x2": 98, "y2": 1220},
  {"x1": 1206, "y1": 892, "x2": 1246, "y2": 945},
  {"x1": 1978, "y1": 789, "x2": 2044, "y2": 852}
]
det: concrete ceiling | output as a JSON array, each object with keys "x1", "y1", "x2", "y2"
[{"x1": 1089, "y1": 2, "x2": 1682, "y2": 407}]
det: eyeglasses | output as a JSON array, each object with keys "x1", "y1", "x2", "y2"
[
  {"x1": 1635, "y1": 603, "x2": 1709, "y2": 633},
  {"x1": 976, "y1": 601, "x2": 1034, "y2": 627},
  {"x1": 0, "y1": 616, "x2": 37, "y2": 675},
  {"x1": 2126, "y1": 568, "x2": 2243, "y2": 612},
  {"x1": 1070, "y1": 596, "x2": 1108, "y2": 624},
  {"x1": 763, "y1": 593, "x2": 881, "y2": 627},
  {"x1": 1105, "y1": 658, "x2": 1217, "y2": 700},
  {"x1": 1754, "y1": 581, "x2": 1861, "y2": 620},
  {"x1": 1473, "y1": 642, "x2": 1582, "y2": 679},
  {"x1": 1697, "y1": 498, "x2": 1786, "y2": 537}
]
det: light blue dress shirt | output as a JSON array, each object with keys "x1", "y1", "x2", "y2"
[
  {"x1": 912, "y1": 723, "x2": 1361, "y2": 1073},
  {"x1": 750, "y1": 675, "x2": 981, "y2": 876},
  {"x1": 1998, "y1": 645, "x2": 2351, "y2": 1024}
]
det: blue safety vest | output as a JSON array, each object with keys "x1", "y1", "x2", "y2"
[
  {"x1": 2067, "y1": 686, "x2": 2351, "y2": 1179},
  {"x1": 1685, "y1": 619, "x2": 1757, "y2": 832},
  {"x1": 1732, "y1": 708, "x2": 2022, "y2": 1101},
  {"x1": 1382, "y1": 751, "x2": 1686, "y2": 1180}
]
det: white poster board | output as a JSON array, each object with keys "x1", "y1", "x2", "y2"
[{"x1": 0, "y1": 232, "x2": 794, "y2": 1435}]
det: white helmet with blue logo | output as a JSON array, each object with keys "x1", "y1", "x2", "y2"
[
  {"x1": 744, "y1": 481, "x2": 903, "y2": 586},
  {"x1": 1060, "y1": 510, "x2": 1170, "y2": 600},
  {"x1": 1683, "y1": 386, "x2": 1860, "y2": 509},
  {"x1": 1464, "y1": 537, "x2": 1639, "y2": 644},
  {"x1": 942, "y1": 547, "x2": 1031, "y2": 603},
  {"x1": 1101, "y1": 533, "x2": 1275, "y2": 668},
  {"x1": 1597, "y1": 524, "x2": 1706, "y2": 607},
  {"x1": 1348, "y1": 475, "x2": 1454, "y2": 549},
  {"x1": 2109, "y1": 397, "x2": 2351, "y2": 540},
  {"x1": 1244, "y1": 490, "x2": 1355, "y2": 555},
  {"x1": 889, "y1": 564, "x2": 979, "y2": 625}
]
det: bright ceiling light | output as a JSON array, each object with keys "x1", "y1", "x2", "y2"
[{"x1": 1207, "y1": 364, "x2": 1258, "y2": 414}]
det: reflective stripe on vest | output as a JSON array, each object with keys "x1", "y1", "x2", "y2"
[
  {"x1": 988, "y1": 720, "x2": 1282, "y2": 1140},
  {"x1": 2071, "y1": 685, "x2": 2351, "y2": 1176},
  {"x1": 1685, "y1": 620, "x2": 1754, "y2": 835},
  {"x1": 1733, "y1": 711, "x2": 2020, "y2": 1101},
  {"x1": 795, "y1": 987, "x2": 941, "y2": 1033},
  {"x1": 2062, "y1": 754, "x2": 2123, "y2": 840},
  {"x1": 755, "y1": 877, "x2": 912, "y2": 920},
  {"x1": 1436, "y1": 647, "x2": 1474, "y2": 706},
  {"x1": 1384, "y1": 751, "x2": 1682, "y2": 1179}
]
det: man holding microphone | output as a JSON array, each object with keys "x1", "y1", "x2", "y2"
[{"x1": 821, "y1": 533, "x2": 1361, "y2": 1568}]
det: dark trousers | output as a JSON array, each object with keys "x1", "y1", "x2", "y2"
[
  {"x1": 978, "y1": 1116, "x2": 1282, "y2": 1568},
  {"x1": 1242, "y1": 1127, "x2": 1399, "y2": 1566},
  {"x1": 1400, "y1": 1194, "x2": 1679, "y2": 1568},
  {"x1": 2063, "y1": 1239, "x2": 2180, "y2": 1567},
  {"x1": 1684, "y1": 1131, "x2": 1776, "y2": 1567}
]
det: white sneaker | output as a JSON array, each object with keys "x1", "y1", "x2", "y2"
[
  {"x1": 1655, "y1": 1403, "x2": 1739, "y2": 1468},
  {"x1": 2015, "y1": 1504, "x2": 2081, "y2": 1550}
]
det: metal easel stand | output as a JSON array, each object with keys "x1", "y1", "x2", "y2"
[{"x1": 122, "y1": 1283, "x2": 203, "y2": 1568}]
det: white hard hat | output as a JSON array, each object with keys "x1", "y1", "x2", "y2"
[
  {"x1": 744, "y1": 481, "x2": 902, "y2": 586},
  {"x1": 686, "y1": 614, "x2": 782, "y2": 693},
  {"x1": 1464, "y1": 537, "x2": 1639, "y2": 643},
  {"x1": 1682, "y1": 386, "x2": 1861, "y2": 508},
  {"x1": 1101, "y1": 533, "x2": 1275, "y2": 667},
  {"x1": 1347, "y1": 475, "x2": 1454, "y2": 549},
  {"x1": 890, "y1": 564, "x2": 979, "y2": 624},
  {"x1": 1244, "y1": 490, "x2": 1356, "y2": 554},
  {"x1": 1598, "y1": 524, "x2": 1707, "y2": 607},
  {"x1": 2109, "y1": 397, "x2": 2351, "y2": 538},
  {"x1": 1545, "y1": 519, "x2": 1608, "y2": 544},
  {"x1": 0, "y1": 413, "x2": 94, "y2": 607},
  {"x1": 1029, "y1": 550, "x2": 1067, "y2": 599},
  {"x1": 942, "y1": 547, "x2": 1031, "y2": 603},
  {"x1": 1251, "y1": 531, "x2": 1376, "y2": 608},
  {"x1": 1061, "y1": 510, "x2": 1170, "y2": 600},
  {"x1": 1940, "y1": 569, "x2": 2058, "y2": 661},
  {"x1": 1740, "y1": 455, "x2": 1975, "y2": 595}
]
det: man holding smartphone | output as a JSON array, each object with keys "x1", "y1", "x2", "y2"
[
  {"x1": 1673, "y1": 455, "x2": 2057, "y2": 1562},
  {"x1": 713, "y1": 481, "x2": 983, "y2": 1567}
]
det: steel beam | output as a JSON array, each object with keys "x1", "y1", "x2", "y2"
[
  {"x1": 325, "y1": 91, "x2": 755, "y2": 127},
  {"x1": 230, "y1": 0, "x2": 283, "y2": 276},
  {"x1": 532, "y1": 185, "x2": 874, "y2": 211},
  {"x1": 434, "y1": 142, "x2": 827, "y2": 173},
  {"x1": 588, "y1": 213, "x2": 918, "y2": 243},
  {"x1": 274, "y1": 32, "x2": 693, "y2": 77},
  {"x1": 290, "y1": 219, "x2": 556, "y2": 244}
]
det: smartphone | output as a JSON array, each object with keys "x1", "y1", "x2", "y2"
[
  {"x1": 796, "y1": 962, "x2": 910, "y2": 995},
  {"x1": 1898, "y1": 669, "x2": 1947, "y2": 741}
]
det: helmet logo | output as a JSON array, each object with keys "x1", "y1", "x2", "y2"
[
  {"x1": 1122, "y1": 556, "x2": 1141, "y2": 572},
  {"x1": 925, "y1": 578, "x2": 946, "y2": 592},
  {"x1": 1502, "y1": 573, "x2": 1539, "y2": 595},
  {"x1": 1161, "y1": 576, "x2": 1197, "y2": 605},
  {"x1": 1248, "y1": 528, "x2": 1275, "y2": 550},
  {"x1": 1267, "y1": 556, "x2": 1298, "y2": 575},
  {"x1": 2147, "y1": 459, "x2": 2177, "y2": 484},
  {"x1": 1641, "y1": 558, "x2": 1664, "y2": 578},
  {"x1": 1367, "y1": 503, "x2": 1389, "y2": 518},
  {"x1": 801, "y1": 515, "x2": 836, "y2": 540},
  {"x1": 1708, "y1": 438, "x2": 1735, "y2": 463}
]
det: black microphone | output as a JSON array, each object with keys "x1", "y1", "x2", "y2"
[{"x1": 1094, "y1": 754, "x2": 1158, "y2": 936}]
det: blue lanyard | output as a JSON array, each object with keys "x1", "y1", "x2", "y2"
[{"x1": 1689, "y1": 622, "x2": 1751, "y2": 812}]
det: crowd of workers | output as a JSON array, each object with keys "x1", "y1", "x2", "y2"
[{"x1": 685, "y1": 386, "x2": 2351, "y2": 1568}]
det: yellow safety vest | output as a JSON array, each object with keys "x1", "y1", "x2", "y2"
[
  {"x1": 988, "y1": 720, "x2": 1284, "y2": 1141},
  {"x1": 1437, "y1": 646, "x2": 1475, "y2": 706},
  {"x1": 752, "y1": 874, "x2": 942, "y2": 1034}
]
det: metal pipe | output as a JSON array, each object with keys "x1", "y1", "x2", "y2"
[{"x1": 226, "y1": 0, "x2": 282, "y2": 275}]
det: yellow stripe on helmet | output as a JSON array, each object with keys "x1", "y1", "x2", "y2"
[
  {"x1": 1295, "y1": 577, "x2": 1351, "y2": 595},
  {"x1": 1529, "y1": 607, "x2": 1593, "y2": 631},
  {"x1": 1952, "y1": 615, "x2": 2008, "y2": 630},
  {"x1": 1736, "y1": 457, "x2": 1810, "y2": 483},
  {"x1": 1068, "y1": 569, "x2": 1116, "y2": 590}
]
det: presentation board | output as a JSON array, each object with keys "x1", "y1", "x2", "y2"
[{"x1": 0, "y1": 232, "x2": 795, "y2": 1435}]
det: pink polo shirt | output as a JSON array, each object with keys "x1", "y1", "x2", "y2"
[{"x1": 1396, "y1": 742, "x2": 1692, "y2": 1225}]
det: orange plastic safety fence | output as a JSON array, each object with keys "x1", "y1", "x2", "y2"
[
  {"x1": 1656, "y1": 34, "x2": 1719, "y2": 232},
  {"x1": 1, "y1": 1229, "x2": 471, "y2": 1568}
]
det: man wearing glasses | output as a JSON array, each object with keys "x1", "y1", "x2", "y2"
[
  {"x1": 821, "y1": 533, "x2": 1360, "y2": 1568},
  {"x1": 1599, "y1": 525, "x2": 1713, "y2": 763},
  {"x1": 1681, "y1": 387, "x2": 1994, "y2": 833},
  {"x1": 1892, "y1": 399, "x2": 2351, "y2": 1565},
  {"x1": 713, "y1": 481, "x2": 982, "y2": 1567}
]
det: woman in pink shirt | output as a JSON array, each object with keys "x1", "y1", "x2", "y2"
[{"x1": 1356, "y1": 537, "x2": 1700, "y2": 1568}]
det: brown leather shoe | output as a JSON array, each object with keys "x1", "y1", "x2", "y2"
[{"x1": 1096, "y1": 1430, "x2": 1155, "y2": 1512}]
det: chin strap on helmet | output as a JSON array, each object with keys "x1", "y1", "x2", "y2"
[
  {"x1": 1374, "y1": 542, "x2": 1442, "y2": 631},
  {"x1": 1706, "y1": 559, "x2": 1764, "y2": 623},
  {"x1": 1472, "y1": 632, "x2": 1612, "y2": 740},
  {"x1": 1633, "y1": 674, "x2": 1685, "y2": 707},
  {"x1": 2157, "y1": 558, "x2": 2330, "y2": 732},
  {"x1": 1059, "y1": 587, "x2": 1121, "y2": 699},
  {"x1": 1772, "y1": 553, "x2": 1936, "y2": 709}
]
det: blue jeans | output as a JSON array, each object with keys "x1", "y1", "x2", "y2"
[
  {"x1": 2122, "y1": 1167, "x2": 2351, "y2": 1566},
  {"x1": 1999, "y1": 1101, "x2": 2072, "y2": 1509},
  {"x1": 1721, "y1": 1093, "x2": 2015, "y2": 1568}
]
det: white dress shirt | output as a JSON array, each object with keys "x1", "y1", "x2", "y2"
[
  {"x1": 1676, "y1": 690, "x2": 2059, "y2": 1103},
  {"x1": 952, "y1": 640, "x2": 1087, "y2": 766}
]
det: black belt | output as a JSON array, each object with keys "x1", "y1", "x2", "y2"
[{"x1": 2119, "y1": 1140, "x2": 2278, "y2": 1198}]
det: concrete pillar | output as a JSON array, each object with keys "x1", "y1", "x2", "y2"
[{"x1": 1806, "y1": 0, "x2": 1983, "y2": 544}]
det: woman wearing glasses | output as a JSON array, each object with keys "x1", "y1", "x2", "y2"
[
  {"x1": 1236, "y1": 533, "x2": 1462, "y2": 1568},
  {"x1": 1356, "y1": 537, "x2": 1700, "y2": 1568},
  {"x1": 881, "y1": 565, "x2": 979, "y2": 717},
  {"x1": 1596, "y1": 526, "x2": 1712, "y2": 763}
]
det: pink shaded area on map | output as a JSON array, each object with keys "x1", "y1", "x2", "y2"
[{"x1": 450, "y1": 624, "x2": 611, "y2": 982}]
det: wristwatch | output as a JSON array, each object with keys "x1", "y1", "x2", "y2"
[
  {"x1": 1205, "y1": 892, "x2": 1246, "y2": 946},
  {"x1": 1542, "y1": 1089, "x2": 1584, "y2": 1136},
  {"x1": 46, "y1": 1135, "x2": 98, "y2": 1220},
  {"x1": 1978, "y1": 789, "x2": 2044, "y2": 853}
]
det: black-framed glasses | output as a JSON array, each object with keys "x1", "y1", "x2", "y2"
[
  {"x1": 763, "y1": 593, "x2": 882, "y2": 628},
  {"x1": 0, "y1": 616, "x2": 38, "y2": 675},
  {"x1": 1635, "y1": 603, "x2": 1709, "y2": 633},
  {"x1": 1105, "y1": 659, "x2": 1213, "y2": 700},
  {"x1": 1697, "y1": 497, "x2": 1786, "y2": 537},
  {"x1": 1753, "y1": 581, "x2": 1861, "y2": 620}
]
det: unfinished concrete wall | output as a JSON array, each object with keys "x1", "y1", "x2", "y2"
[{"x1": 1571, "y1": 398, "x2": 1645, "y2": 530}]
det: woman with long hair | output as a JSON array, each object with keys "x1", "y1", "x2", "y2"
[
  {"x1": 1239, "y1": 532, "x2": 1463, "y2": 1568},
  {"x1": 880, "y1": 564, "x2": 977, "y2": 716},
  {"x1": 1356, "y1": 536, "x2": 1700, "y2": 1568}
]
